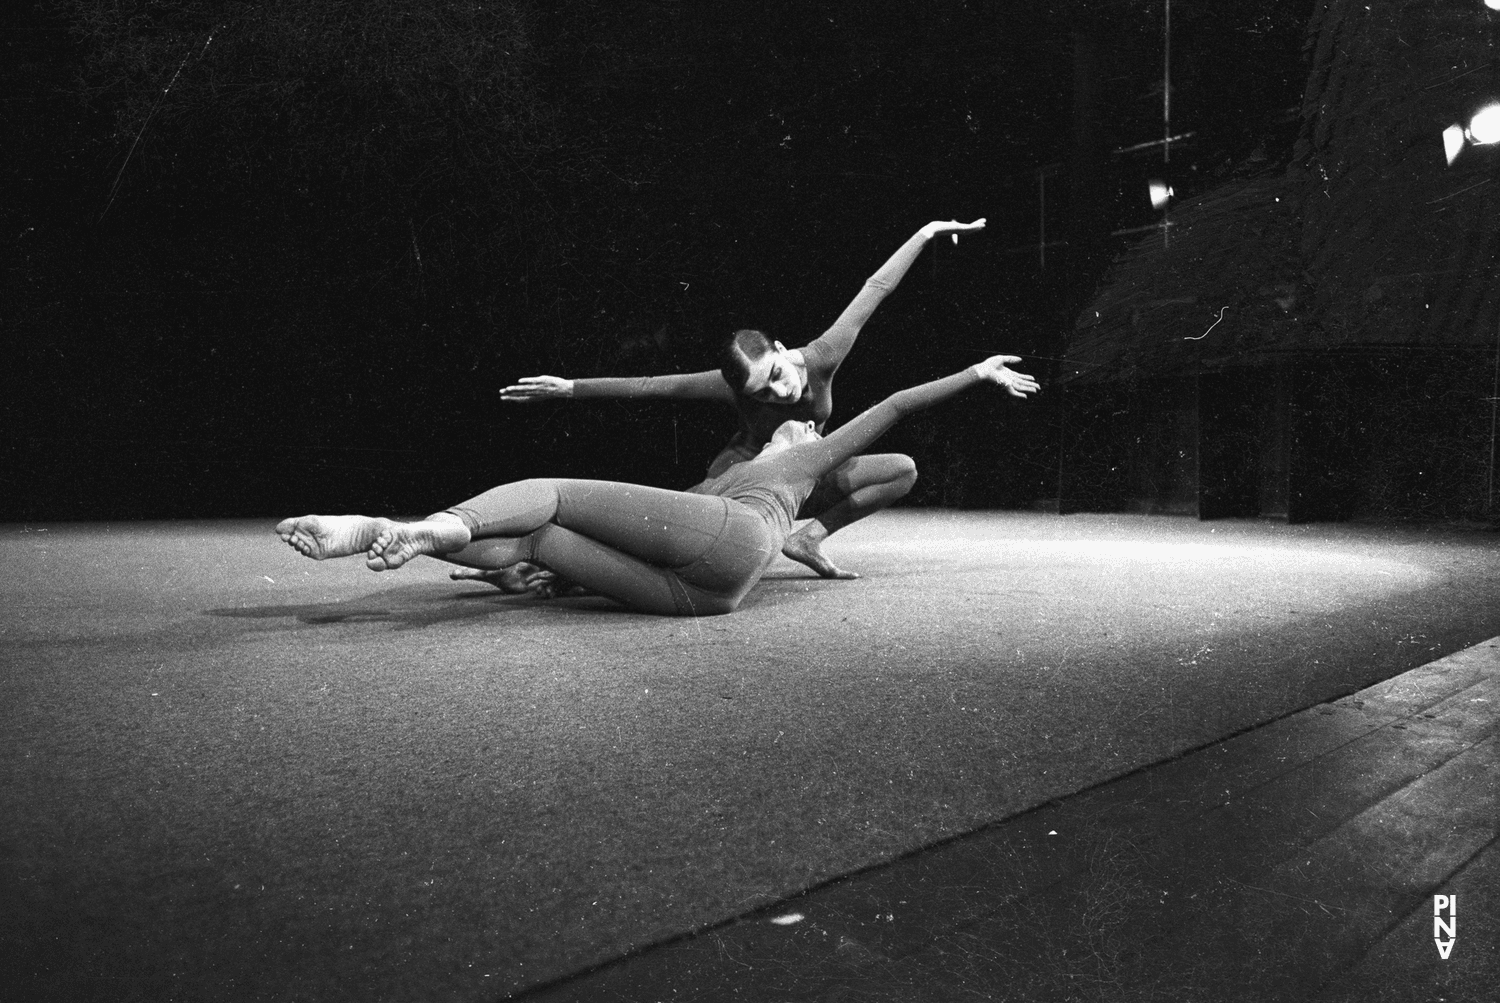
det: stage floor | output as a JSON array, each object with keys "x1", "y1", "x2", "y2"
[
  {"x1": 3, "y1": 512, "x2": 1498, "y2": 1000},
  {"x1": 535, "y1": 638, "x2": 1500, "y2": 1002}
]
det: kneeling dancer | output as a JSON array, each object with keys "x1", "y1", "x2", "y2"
[
  {"x1": 500, "y1": 218, "x2": 987, "y2": 578},
  {"x1": 278, "y1": 356, "x2": 1038, "y2": 616}
]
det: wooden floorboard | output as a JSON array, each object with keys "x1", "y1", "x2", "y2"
[
  {"x1": 520, "y1": 639, "x2": 1500, "y2": 1002},
  {"x1": 1312, "y1": 835, "x2": 1500, "y2": 1003},
  {"x1": 1242, "y1": 736, "x2": 1500, "y2": 999}
]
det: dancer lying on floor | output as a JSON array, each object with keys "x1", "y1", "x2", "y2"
[
  {"x1": 277, "y1": 354, "x2": 1039, "y2": 617},
  {"x1": 499, "y1": 218, "x2": 986, "y2": 579}
]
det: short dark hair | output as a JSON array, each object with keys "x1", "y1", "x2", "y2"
[{"x1": 719, "y1": 328, "x2": 775, "y2": 394}]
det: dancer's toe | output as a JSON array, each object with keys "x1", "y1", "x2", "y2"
[{"x1": 782, "y1": 531, "x2": 860, "y2": 580}]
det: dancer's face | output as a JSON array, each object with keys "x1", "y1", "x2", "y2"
[
  {"x1": 741, "y1": 343, "x2": 805, "y2": 405},
  {"x1": 761, "y1": 419, "x2": 819, "y2": 456}
]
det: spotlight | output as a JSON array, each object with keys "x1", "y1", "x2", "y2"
[
  {"x1": 1487, "y1": 0, "x2": 1500, "y2": 11},
  {"x1": 1148, "y1": 180, "x2": 1174, "y2": 209},
  {"x1": 1467, "y1": 103, "x2": 1500, "y2": 145},
  {"x1": 1444, "y1": 123, "x2": 1466, "y2": 165},
  {"x1": 1442, "y1": 103, "x2": 1500, "y2": 165}
]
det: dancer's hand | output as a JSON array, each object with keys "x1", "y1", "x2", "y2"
[
  {"x1": 525, "y1": 571, "x2": 594, "y2": 600},
  {"x1": 449, "y1": 565, "x2": 539, "y2": 594},
  {"x1": 449, "y1": 565, "x2": 592, "y2": 599},
  {"x1": 500, "y1": 375, "x2": 574, "y2": 402},
  {"x1": 972, "y1": 355, "x2": 1040, "y2": 398},
  {"x1": 920, "y1": 218, "x2": 986, "y2": 242}
]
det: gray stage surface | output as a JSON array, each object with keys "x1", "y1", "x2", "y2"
[{"x1": 3, "y1": 512, "x2": 1497, "y2": 1001}]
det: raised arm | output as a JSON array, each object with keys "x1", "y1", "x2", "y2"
[
  {"x1": 789, "y1": 355, "x2": 1038, "y2": 478},
  {"x1": 500, "y1": 370, "x2": 736, "y2": 404},
  {"x1": 804, "y1": 219, "x2": 987, "y2": 373}
]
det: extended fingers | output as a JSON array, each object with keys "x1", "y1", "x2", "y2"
[
  {"x1": 1003, "y1": 371, "x2": 1040, "y2": 397},
  {"x1": 987, "y1": 361, "x2": 1039, "y2": 394},
  {"x1": 499, "y1": 378, "x2": 551, "y2": 399}
]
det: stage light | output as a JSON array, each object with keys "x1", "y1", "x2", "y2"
[
  {"x1": 1487, "y1": 0, "x2": 1500, "y2": 11},
  {"x1": 1149, "y1": 180, "x2": 1174, "y2": 209},
  {"x1": 1467, "y1": 103, "x2": 1500, "y2": 144},
  {"x1": 1441, "y1": 104, "x2": 1500, "y2": 165},
  {"x1": 1444, "y1": 123, "x2": 1466, "y2": 165}
]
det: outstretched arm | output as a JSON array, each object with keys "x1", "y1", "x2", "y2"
[
  {"x1": 790, "y1": 355, "x2": 1038, "y2": 478},
  {"x1": 500, "y1": 370, "x2": 735, "y2": 404},
  {"x1": 805, "y1": 219, "x2": 987, "y2": 374}
]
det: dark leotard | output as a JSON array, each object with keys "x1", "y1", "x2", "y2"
[
  {"x1": 570, "y1": 338, "x2": 838, "y2": 476},
  {"x1": 445, "y1": 367, "x2": 983, "y2": 616},
  {"x1": 570, "y1": 229, "x2": 932, "y2": 477}
]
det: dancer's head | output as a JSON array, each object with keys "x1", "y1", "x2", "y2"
[
  {"x1": 760, "y1": 419, "x2": 820, "y2": 457},
  {"x1": 720, "y1": 329, "x2": 805, "y2": 404}
]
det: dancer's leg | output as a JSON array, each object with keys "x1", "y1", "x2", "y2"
[
  {"x1": 803, "y1": 453, "x2": 919, "y2": 533},
  {"x1": 457, "y1": 524, "x2": 738, "y2": 615},
  {"x1": 446, "y1": 479, "x2": 737, "y2": 564},
  {"x1": 279, "y1": 477, "x2": 731, "y2": 576},
  {"x1": 782, "y1": 453, "x2": 917, "y2": 578},
  {"x1": 442, "y1": 479, "x2": 776, "y2": 615},
  {"x1": 457, "y1": 448, "x2": 757, "y2": 600}
]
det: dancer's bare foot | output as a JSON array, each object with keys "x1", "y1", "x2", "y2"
[
  {"x1": 782, "y1": 525, "x2": 860, "y2": 580},
  {"x1": 277, "y1": 515, "x2": 386, "y2": 561},
  {"x1": 366, "y1": 515, "x2": 471, "y2": 571}
]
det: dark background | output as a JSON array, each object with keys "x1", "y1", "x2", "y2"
[{"x1": 2, "y1": 0, "x2": 1313, "y2": 521}]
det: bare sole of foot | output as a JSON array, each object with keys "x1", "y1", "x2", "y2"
[
  {"x1": 781, "y1": 530, "x2": 860, "y2": 580},
  {"x1": 367, "y1": 518, "x2": 471, "y2": 571},
  {"x1": 277, "y1": 515, "x2": 387, "y2": 561}
]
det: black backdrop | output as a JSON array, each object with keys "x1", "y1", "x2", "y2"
[{"x1": 3, "y1": 0, "x2": 1312, "y2": 520}]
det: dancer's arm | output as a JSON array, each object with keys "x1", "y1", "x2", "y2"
[
  {"x1": 500, "y1": 370, "x2": 736, "y2": 404},
  {"x1": 802, "y1": 219, "x2": 986, "y2": 376},
  {"x1": 789, "y1": 355, "x2": 1037, "y2": 478}
]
